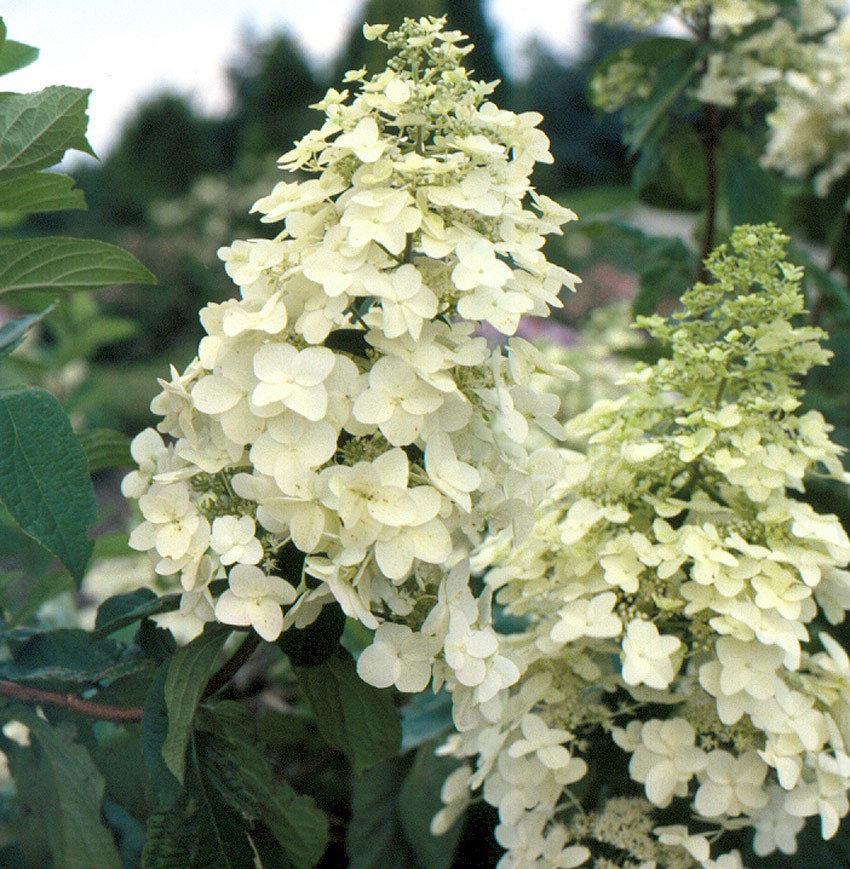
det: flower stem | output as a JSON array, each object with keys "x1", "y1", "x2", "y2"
[
  {"x1": 0, "y1": 679, "x2": 145, "y2": 723},
  {"x1": 697, "y1": 103, "x2": 719, "y2": 284},
  {"x1": 202, "y1": 631, "x2": 261, "y2": 699}
]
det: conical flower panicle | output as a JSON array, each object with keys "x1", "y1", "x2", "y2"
[
  {"x1": 125, "y1": 18, "x2": 577, "y2": 680},
  {"x1": 448, "y1": 225, "x2": 850, "y2": 868}
]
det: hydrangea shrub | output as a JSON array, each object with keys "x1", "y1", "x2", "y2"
[{"x1": 121, "y1": 14, "x2": 850, "y2": 869}]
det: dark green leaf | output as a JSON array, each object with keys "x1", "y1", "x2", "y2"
[
  {"x1": 94, "y1": 587, "x2": 176, "y2": 637},
  {"x1": 197, "y1": 702, "x2": 330, "y2": 869},
  {"x1": 348, "y1": 756, "x2": 417, "y2": 869},
  {"x1": 0, "y1": 385, "x2": 96, "y2": 580},
  {"x1": 8, "y1": 712, "x2": 122, "y2": 869},
  {"x1": 162, "y1": 624, "x2": 232, "y2": 784},
  {"x1": 0, "y1": 236, "x2": 156, "y2": 297},
  {"x1": 141, "y1": 662, "x2": 183, "y2": 811},
  {"x1": 195, "y1": 750, "x2": 257, "y2": 869},
  {"x1": 0, "y1": 301, "x2": 56, "y2": 359},
  {"x1": 0, "y1": 39, "x2": 39, "y2": 77},
  {"x1": 135, "y1": 618, "x2": 177, "y2": 663},
  {"x1": 0, "y1": 86, "x2": 94, "y2": 178},
  {"x1": 0, "y1": 626, "x2": 151, "y2": 686},
  {"x1": 295, "y1": 649, "x2": 401, "y2": 773},
  {"x1": 142, "y1": 738, "x2": 256, "y2": 869},
  {"x1": 77, "y1": 427, "x2": 133, "y2": 473},
  {"x1": 141, "y1": 802, "x2": 197, "y2": 869},
  {"x1": 398, "y1": 742, "x2": 464, "y2": 869},
  {"x1": 277, "y1": 601, "x2": 345, "y2": 667},
  {"x1": 55, "y1": 314, "x2": 140, "y2": 366},
  {"x1": 94, "y1": 581, "x2": 228, "y2": 640},
  {"x1": 723, "y1": 151, "x2": 783, "y2": 227},
  {"x1": 616, "y1": 38, "x2": 705, "y2": 155},
  {"x1": 0, "y1": 170, "x2": 85, "y2": 213},
  {"x1": 323, "y1": 328, "x2": 371, "y2": 358}
]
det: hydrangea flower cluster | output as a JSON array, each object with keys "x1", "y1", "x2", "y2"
[
  {"x1": 124, "y1": 14, "x2": 577, "y2": 690},
  {"x1": 761, "y1": 15, "x2": 850, "y2": 196},
  {"x1": 589, "y1": 0, "x2": 847, "y2": 161},
  {"x1": 434, "y1": 225, "x2": 850, "y2": 867}
]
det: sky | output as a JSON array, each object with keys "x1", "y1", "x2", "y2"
[{"x1": 1, "y1": 0, "x2": 588, "y2": 161}]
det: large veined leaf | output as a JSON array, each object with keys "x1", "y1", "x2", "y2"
[
  {"x1": 0, "y1": 385, "x2": 96, "y2": 580},
  {"x1": 347, "y1": 756, "x2": 418, "y2": 869},
  {"x1": 0, "y1": 626, "x2": 151, "y2": 687},
  {"x1": 142, "y1": 743, "x2": 255, "y2": 869},
  {"x1": 0, "y1": 236, "x2": 156, "y2": 297},
  {"x1": 294, "y1": 649, "x2": 401, "y2": 773},
  {"x1": 161, "y1": 624, "x2": 233, "y2": 784},
  {"x1": 6, "y1": 712, "x2": 122, "y2": 869},
  {"x1": 595, "y1": 37, "x2": 705, "y2": 156},
  {"x1": 141, "y1": 662, "x2": 183, "y2": 811},
  {"x1": 0, "y1": 85, "x2": 94, "y2": 178},
  {"x1": 196, "y1": 709, "x2": 330, "y2": 869},
  {"x1": 76, "y1": 427, "x2": 133, "y2": 473},
  {"x1": 0, "y1": 171, "x2": 86, "y2": 213}
]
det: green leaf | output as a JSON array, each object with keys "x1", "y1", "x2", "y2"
[
  {"x1": 94, "y1": 580, "x2": 228, "y2": 640},
  {"x1": 398, "y1": 742, "x2": 464, "y2": 869},
  {"x1": 162, "y1": 624, "x2": 232, "y2": 784},
  {"x1": 194, "y1": 748, "x2": 257, "y2": 869},
  {"x1": 401, "y1": 689, "x2": 453, "y2": 751},
  {"x1": 0, "y1": 170, "x2": 85, "y2": 213},
  {"x1": 723, "y1": 151, "x2": 783, "y2": 227},
  {"x1": 7, "y1": 712, "x2": 122, "y2": 869},
  {"x1": 0, "y1": 385, "x2": 96, "y2": 580},
  {"x1": 142, "y1": 740, "x2": 257, "y2": 869},
  {"x1": 0, "y1": 39, "x2": 39, "y2": 78},
  {"x1": 276, "y1": 599, "x2": 345, "y2": 667},
  {"x1": 0, "y1": 626, "x2": 151, "y2": 687},
  {"x1": 59, "y1": 314, "x2": 139, "y2": 363},
  {"x1": 0, "y1": 301, "x2": 56, "y2": 359},
  {"x1": 141, "y1": 661, "x2": 183, "y2": 811},
  {"x1": 196, "y1": 713, "x2": 329, "y2": 869},
  {"x1": 0, "y1": 236, "x2": 156, "y2": 297},
  {"x1": 348, "y1": 756, "x2": 418, "y2": 869},
  {"x1": 607, "y1": 37, "x2": 705, "y2": 155},
  {"x1": 94, "y1": 587, "x2": 160, "y2": 635},
  {"x1": 0, "y1": 86, "x2": 94, "y2": 178},
  {"x1": 77, "y1": 427, "x2": 133, "y2": 473},
  {"x1": 294, "y1": 649, "x2": 401, "y2": 773}
]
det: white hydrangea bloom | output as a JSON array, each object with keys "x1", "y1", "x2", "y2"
[
  {"x1": 627, "y1": 719, "x2": 707, "y2": 808},
  {"x1": 621, "y1": 619, "x2": 681, "y2": 690},
  {"x1": 214, "y1": 564, "x2": 296, "y2": 641},
  {"x1": 356, "y1": 622, "x2": 441, "y2": 693}
]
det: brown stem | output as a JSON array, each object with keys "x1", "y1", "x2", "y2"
[
  {"x1": 808, "y1": 209, "x2": 850, "y2": 328},
  {"x1": 696, "y1": 103, "x2": 719, "y2": 284},
  {"x1": 826, "y1": 207, "x2": 850, "y2": 273},
  {"x1": 202, "y1": 632, "x2": 261, "y2": 699},
  {"x1": 0, "y1": 679, "x2": 144, "y2": 723}
]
